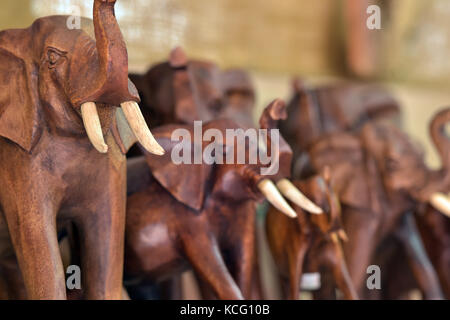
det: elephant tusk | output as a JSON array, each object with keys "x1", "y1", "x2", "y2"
[
  {"x1": 258, "y1": 179, "x2": 297, "y2": 218},
  {"x1": 429, "y1": 193, "x2": 450, "y2": 218},
  {"x1": 81, "y1": 102, "x2": 108, "y2": 153},
  {"x1": 276, "y1": 179, "x2": 324, "y2": 215},
  {"x1": 338, "y1": 229, "x2": 349, "y2": 242},
  {"x1": 330, "y1": 232, "x2": 339, "y2": 244},
  {"x1": 121, "y1": 101, "x2": 165, "y2": 156}
]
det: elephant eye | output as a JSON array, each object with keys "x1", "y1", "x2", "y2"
[
  {"x1": 385, "y1": 158, "x2": 398, "y2": 171},
  {"x1": 49, "y1": 52, "x2": 58, "y2": 65},
  {"x1": 45, "y1": 48, "x2": 67, "y2": 69}
]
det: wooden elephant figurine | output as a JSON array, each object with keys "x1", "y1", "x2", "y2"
[
  {"x1": 266, "y1": 169, "x2": 358, "y2": 300},
  {"x1": 413, "y1": 207, "x2": 450, "y2": 298},
  {"x1": 374, "y1": 206, "x2": 450, "y2": 300},
  {"x1": 280, "y1": 79, "x2": 401, "y2": 177},
  {"x1": 0, "y1": 0, "x2": 163, "y2": 299},
  {"x1": 129, "y1": 47, "x2": 255, "y2": 129},
  {"x1": 123, "y1": 100, "x2": 323, "y2": 300},
  {"x1": 306, "y1": 108, "x2": 450, "y2": 299}
]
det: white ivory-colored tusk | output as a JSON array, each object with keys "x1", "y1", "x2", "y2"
[
  {"x1": 81, "y1": 102, "x2": 108, "y2": 153},
  {"x1": 276, "y1": 179, "x2": 324, "y2": 214},
  {"x1": 121, "y1": 101, "x2": 165, "y2": 156},
  {"x1": 338, "y1": 229, "x2": 349, "y2": 242},
  {"x1": 429, "y1": 192, "x2": 450, "y2": 218},
  {"x1": 258, "y1": 179, "x2": 297, "y2": 218}
]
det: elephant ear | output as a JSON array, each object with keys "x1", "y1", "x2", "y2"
[
  {"x1": 142, "y1": 124, "x2": 213, "y2": 211},
  {"x1": 0, "y1": 49, "x2": 41, "y2": 152},
  {"x1": 309, "y1": 133, "x2": 372, "y2": 210}
]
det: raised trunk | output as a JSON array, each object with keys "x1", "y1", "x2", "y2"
[
  {"x1": 419, "y1": 108, "x2": 450, "y2": 201},
  {"x1": 259, "y1": 99, "x2": 293, "y2": 180},
  {"x1": 79, "y1": 0, "x2": 138, "y2": 106},
  {"x1": 430, "y1": 108, "x2": 450, "y2": 172}
]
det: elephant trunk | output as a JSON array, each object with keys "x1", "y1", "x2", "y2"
[
  {"x1": 257, "y1": 99, "x2": 323, "y2": 214},
  {"x1": 427, "y1": 107, "x2": 450, "y2": 216},
  {"x1": 79, "y1": 1, "x2": 164, "y2": 155},
  {"x1": 83, "y1": 0, "x2": 134, "y2": 104},
  {"x1": 430, "y1": 107, "x2": 450, "y2": 172}
]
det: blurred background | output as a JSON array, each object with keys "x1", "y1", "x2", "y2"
[{"x1": 1, "y1": 0, "x2": 449, "y2": 299}]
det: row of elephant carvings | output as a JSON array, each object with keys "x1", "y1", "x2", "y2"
[{"x1": 0, "y1": 0, "x2": 449, "y2": 300}]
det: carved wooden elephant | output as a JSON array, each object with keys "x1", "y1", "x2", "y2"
[
  {"x1": 411, "y1": 207, "x2": 450, "y2": 298},
  {"x1": 266, "y1": 169, "x2": 358, "y2": 300},
  {"x1": 306, "y1": 108, "x2": 450, "y2": 299},
  {"x1": 280, "y1": 79, "x2": 401, "y2": 178},
  {"x1": 0, "y1": 0, "x2": 163, "y2": 299},
  {"x1": 123, "y1": 100, "x2": 322, "y2": 300},
  {"x1": 129, "y1": 47, "x2": 255, "y2": 129},
  {"x1": 373, "y1": 206, "x2": 450, "y2": 300}
]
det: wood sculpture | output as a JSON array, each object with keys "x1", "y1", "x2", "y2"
[
  {"x1": 0, "y1": 0, "x2": 163, "y2": 299},
  {"x1": 412, "y1": 207, "x2": 450, "y2": 298},
  {"x1": 374, "y1": 206, "x2": 450, "y2": 300},
  {"x1": 129, "y1": 47, "x2": 256, "y2": 129},
  {"x1": 266, "y1": 168, "x2": 358, "y2": 300},
  {"x1": 123, "y1": 100, "x2": 323, "y2": 300},
  {"x1": 306, "y1": 108, "x2": 450, "y2": 298},
  {"x1": 280, "y1": 79, "x2": 400, "y2": 177}
]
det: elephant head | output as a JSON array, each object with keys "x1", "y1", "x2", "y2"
[
  {"x1": 360, "y1": 107, "x2": 450, "y2": 217},
  {"x1": 219, "y1": 68, "x2": 255, "y2": 127},
  {"x1": 129, "y1": 47, "x2": 255, "y2": 128},
  {"x1": 0, "y1": 0, "x2": 163, "y2": 155},
  {"x1": 140, "y1": 99, "x2": 323, "y2": 218},
  {"x1": 281, "y1": 78, "x2": 401, "y2": 154}
]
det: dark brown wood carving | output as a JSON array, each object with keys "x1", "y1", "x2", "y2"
[
  {"x1": 129, "y1": 47, "x2": 256, "y2": 129},
  {"x1": 123, "y1": 100, "x2": 322, "y2": 300},
  {"x1": 281, "y1": 79, "x2": 401, "y2": 177},
  {"x1": 266, "y1": 169, "x2": 358, "y2": 299},
  {"x1": 305, "y1": 108, "x2": 450, "y2": 298}
]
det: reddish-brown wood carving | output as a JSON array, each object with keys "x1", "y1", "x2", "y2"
[
  {"x1": 123, "y1": 100, "x2": 322, "y2": 300},
  {"x1": 266, "y1": 169, "x2": 358, "y2": 300},
  {"x1": 129, "y1": 47, "x2": 255, "y2": 129},
  {"x1": 305, "y1": 108, "x2": 450, "y2": 298},
  {"x1": 281, "y1": 79, "x2": 401, "y2": 178},
  {"x1": 0, "y1": 0, "x2": 163, "y2": 299}
]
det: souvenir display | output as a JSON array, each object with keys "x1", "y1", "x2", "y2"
[{"x1": 0, "y1": 0, "x2": 448, "y2": 305}]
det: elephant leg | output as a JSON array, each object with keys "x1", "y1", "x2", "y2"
[
  {"x1": 395, "y1": 213, "x2": 443, "y2": 300},
  {"x1": 195, "y1": 273, "x2": 217, "y2": 300},
  {"x1": 76, "y1": 174, "x2": 126, "y2": 300},
  {"x1": 287, "y1": 243, "x2": 307, "y2": 300},
  {"x1": 342, "y1": 207, "x2": 379, "y2": 294},
  {"x1": 312, "y1": 271, "x2": 336, "y2": 300},
  {"x1": 279, "y1": 277, "x2": 290, "y2": 299},
  {"x1": 435, "y1": 251, "x2": 450, "y2": 299},
  {"x1": 181, "y1": 230, "x2": 243, "y2": 300},
  {"x1": 0, "y1": 274, "x2": 7, "y2": 300},
  {"x1": 3, "y1": 202, "x2": 66, "y2": 299},
  {"x1": 324, "y1": 242, "x2": 359, "y2": 300},
  {"x1": 230, "y1": 232, "x2": 256, "y2": 299},
  {"x1": 159, "y1": 275, "x2": 183, "y2": 300},
  {"x1": 0, "y1": 254, "x2": 27, "y2": 299}
]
